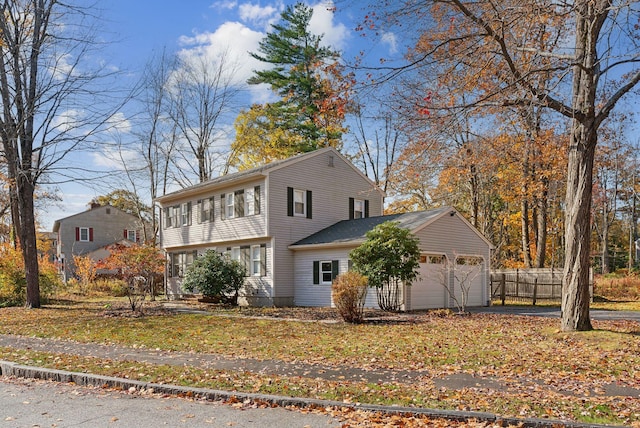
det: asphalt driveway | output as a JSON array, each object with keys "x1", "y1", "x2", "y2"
[{"x1": 469, "y1": 305, "x2": 640, "y2": 322}]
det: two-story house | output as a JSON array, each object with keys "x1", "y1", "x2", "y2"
[
  {"x1": 52, "y1": 204, "x2": 145, "y2": 281},
  {"x1": 157, "y1": 147, "x2": 385, "y2": 306},
  {"x1": 157, "y1": 147, "x2": 493, "y2": 310}
]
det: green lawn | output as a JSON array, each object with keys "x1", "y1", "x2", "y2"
[{"x1": 0, "y1": 298, "x2": 639, "y2": 426}]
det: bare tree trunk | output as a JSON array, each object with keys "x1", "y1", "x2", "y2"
[
  {"x1": 534, "y1": 191, "x2": 548, "y2": 268},
  {"x1": 18, "y1": 178, "x2": 39, "y2": 308},
  {"x1": 521, "y1": 200, "x2": 532, "y2": 268}
]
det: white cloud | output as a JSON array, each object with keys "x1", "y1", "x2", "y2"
[
  {"x1": 52, "y1": 109, "x2": 84, "y2": 133},
  {"x1": 107, "y1": 112, "x2": 132, "y2": 135},
  {"x1": 51, "y1": 53, "x2": 77, "y2": 81},
  {"x1": 238, "y1": 3, "x2": 280, "y2": 29},
  {"x1": 91, "y1": 147, "x2": 138, "y2": 171},
  {"x1": 211, "y1": 0, "x2": 237, "y2": 10},
  {"x1": 177, "y1": 21, "x2": 267, "y2": 100},
  {"x1": 381, "y1": 31, "x2": 398, "y2": 55},
  {"x1": 309, "y1": 2, "x2": 349, "y2": 52}
]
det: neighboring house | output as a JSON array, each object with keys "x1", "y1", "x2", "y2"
[
  {"x1": 52, "y1": 204, "x2": 144, "y2": 281},
  {"x1": 157, "y1": 147, "x2": 493, "y2": 310},
  {"x1": 157, "y1": 147, "x2": 384, "y2": 306},
  {"x1": 290, "y1": 208, "x2": 492, "y2": 310}
]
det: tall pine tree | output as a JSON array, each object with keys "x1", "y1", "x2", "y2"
[{"x1": 230, "y1": 3, "x2": 349, "y2": 169}]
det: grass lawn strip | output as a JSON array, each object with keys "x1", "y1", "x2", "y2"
[
  {"x1": 0, "y1": 347, "x2": 636, "y2": 425},
  {"x1": 0, "y1": 300, "x2": 639, "y2": 425}
]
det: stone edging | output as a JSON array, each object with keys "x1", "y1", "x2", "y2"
[{"x1": 0, "y1": 360, "x2": 614, "y2": 428}]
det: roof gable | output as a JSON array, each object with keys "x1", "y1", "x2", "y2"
[
  {"x1": 156, "y1": 147, "x2": 385, "y2": 204},
  {"x1": 52, "y1": 205, "x2": 138, "y2": 232},
  {"x1": 290, "y1": 207, "x2": 452, "y2": 248}
]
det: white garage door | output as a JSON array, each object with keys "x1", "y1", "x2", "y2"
[
  {"x1": 409, "y1": 254, "x2": 448, "y2": 310},
  {"x1": 453, "y1": 256, "x2": 484, "y2": 308}
]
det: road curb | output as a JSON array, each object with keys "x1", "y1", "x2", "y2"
[{"x1": 0, "y1": 360, "x2": 615, "y2": 428}]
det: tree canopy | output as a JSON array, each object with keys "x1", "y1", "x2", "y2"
[
  {"x1": 229, "y1": 2, "x2": 350, "y2": 169},
  {"x1": 350, "y1": 221, "x2": 420, "y2": 311}
]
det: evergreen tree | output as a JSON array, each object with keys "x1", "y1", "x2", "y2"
[{"x1": 231, "y1": 3, "x2": 349, "y2": 168}]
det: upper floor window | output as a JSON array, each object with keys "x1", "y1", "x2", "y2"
[
  {"x1": 170, "y1": 206, "x2": 179, "y2": 227},
  {"x1": 221, "y1": 186, "x2": 260, "y2": 220},
  {"x1": 287, "y1": 187, "x2": 312, "y2": 218},
  {"x1": 181, "y1": 202, "x2": 192, "y2": 226},
  {"x1": 349, "y1": 198, "x2": 369, "y2": 220},
  {"x1": 245, "y1": 186, "x2": 261, "y2": 216},
  {"x1": 198, "y1": 197, "x2": 214, "y2": 223},
  {"x1": 75, "y1": 227, "x2": 93, "y2": 242}
]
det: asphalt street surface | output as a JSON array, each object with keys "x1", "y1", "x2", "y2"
[{"x1": 0, "y1": 377, "x2": 341, "y2": 428}]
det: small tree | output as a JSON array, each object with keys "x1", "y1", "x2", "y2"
[
  {"x1": 73, "y1": 255, "x2": 97, "y2": 294},
  {"x1": 182, "y1": 250, "x2": 246, "y2": 306},
  {"x1": 332, "y1": 271, "x2": 368, "y2": 323},
  {"x1": 99, "y1": 243, "x2": 165, "y2": 312},
  {"x1": 438, "y1": 255, "x2": 483, "y2": 314},
  {"x1": 350, "y1": 221, "x2": 420, "y2": 311}
]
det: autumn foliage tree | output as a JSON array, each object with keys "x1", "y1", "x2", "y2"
[
  {"x1": 367, "y1": 0, "x2": 640, "y2": 331},
  {"x1": 99, "y1": 243, "x2": 165, "y2": 311}
]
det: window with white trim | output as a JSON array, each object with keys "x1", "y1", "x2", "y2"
[
  {"x1": 321, "y1": 261, "x2": 333, "y2": 284},
  {"x1": 181, "y1": 202, "x2": 191, "y2": 226},
  {"x1": 245, "y1": 187, "x2": 255, "y2": 216},
  {"x1": 294, "y1": 189, "x2": 306, "y2": 216},
  {"x1": 313, "y1": 260, "x2": 338, "y2": 285},
  {"x1": 79, "y1": 227, "x2": 90, "y2": 242},
  {"x1": 226, "y1": 193, "x2": 235, "y2": 219},
  {"x1": 353, "y1": 199, "x2": 365, "y2": 219},
  {"x1": 251, "y1": 245, "x2": 261, "y2": 276},
  {"x1": 199, "y1": 197, "x2": 214, "y2": 223},
  {"x1": 169, "y1": 251, "x2": 196, "y2": 278},
  {"x1": 126, "y1": 229, "x2": 136, "y2": 241}
]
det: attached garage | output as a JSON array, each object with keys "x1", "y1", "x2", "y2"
[{"x1": 290, "y1": 207, "x2": 492, "y2": 310}]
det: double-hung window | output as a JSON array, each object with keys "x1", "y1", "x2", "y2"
[
  {"x1": 226, "y1": 193, "x2": 235, "y2": 219},
  {"x1": 181, "y1": 202, "x2": 191, "y2": 226},
  {"x1": 199, "y1": 197, "x2": 214, "y2": 223},
  {"x1": 349, "y1": 198, "x2": 369, "y2": 219},
  {"x1": 313, "y1": 260, "x2": 339, "y2": 285},
  {"x1": 294, "y1": 189, "x2": 306, "y2": 216},
  {"x1": 78, "y1": 227, "x2": 90, "y2": 242},
  {"x1": 251, "y1": 245, "x2": 261, "y2": 276}
]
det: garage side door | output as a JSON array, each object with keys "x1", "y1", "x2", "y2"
[
  {"x1": 410, "y1": 254, "x2": 447, "y2": 310},
  {"x1": 454, "y1": 256, "x2": 484, "y2": 307}
]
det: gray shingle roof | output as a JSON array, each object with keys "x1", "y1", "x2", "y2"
[{"x1": 290, "y1": 207, "x2": 451, "y2": 247}]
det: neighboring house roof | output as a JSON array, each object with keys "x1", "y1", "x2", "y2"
[
  {"x1": 155, "y1": 147, "x2": 385, "y2": 204},
  {"x1": 52, "y1": 204, "x2": 139, "y2": 233},
  {"x1": 289, "y1": 207, "x2": 493, "y2": 250}
]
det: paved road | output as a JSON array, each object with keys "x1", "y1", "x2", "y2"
[
  {"x1": 469, "y1": 305, "x2": 640, "y2": 322},
  {"x1": 0, "y1": 377, "x2": 341, "y2": 428}
]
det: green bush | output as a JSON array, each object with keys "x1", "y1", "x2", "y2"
[
  {"x1": 332, "y1": 272, "x2": 368, "y2": 323},
  {"x1": 182, "y1": 250, "x2": 246, "y2": 305}
]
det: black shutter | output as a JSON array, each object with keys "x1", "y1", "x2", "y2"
[
  {"x1": 209, "y1": 197, "x2": 215, "y2": 222},
  {"x1": 331, "y1": 260, "x2": 339, "y2": 280},
  {"x1": 220, "y1": 194, "x2": 226, "y2": 220},
  {"x1": 196, "y1": 199, "x2": 202, "y2": 223},
  {"x1": 254, "y1": 186, "x2": 261, "y2": 215},
  {"x1": 287, "y1": 187, "x2": 294, "y2": 216},
  {"x1": 241, "y1": 246, "x2": 250, "y2": 275},
  {"x1": 306, "y1": 190, "x2": 312, "y2": 219},
  {"x1": 364, "y1": 200, "x2": 370, "y2": 218},
  {"x1": 235, "y1": 190, "x2": 245, "y2": 217},
  {"x1": 260, "y1": 244, "x2": 266, "y2": 276},
  {"x1": 349, "y1": 197, "x2": 354, "y2": 220},
  {"x1": 313, "y1": 261, "x2": 319, "y2": 284}
]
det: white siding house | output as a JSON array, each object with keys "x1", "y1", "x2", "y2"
[
  {"x1": 290, "y1": 208, "x2": 492, "y2": 310},
  {"x1": 157, "y1": 148, "x2": 492, "y2": 309},
  {"x1": 156, "y1": 147, "x2": 385, "y2": 306}
]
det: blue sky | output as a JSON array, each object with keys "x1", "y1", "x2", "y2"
[{"x1": 41, "y1": 1, "x2": 400, "y2": 231}]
